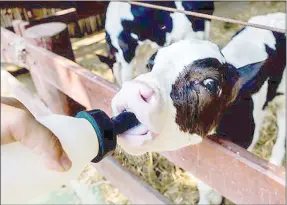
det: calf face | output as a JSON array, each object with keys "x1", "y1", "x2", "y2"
[{"x1": 112, "y1": 40, "x2": 243, "y2": 155}]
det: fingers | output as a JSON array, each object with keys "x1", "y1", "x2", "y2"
[
  {"x1": 17, "y1": 112, "x2": 72, "y2": 172},
  {"x1": 1, "y1": 117, "x2": 14, "y2": 144},
  {"x1": 1, "y1": 102, "x2": 72, "y2": 172},
  {"x1": 40, "y1": 132, "x2": 72, "y2": 172},
  {"x1": 1, "y1": 103, "x2": 23, "y2": 144},
  {"x1": 1, "y1": 97, "x2": 28, "y2": 111}
]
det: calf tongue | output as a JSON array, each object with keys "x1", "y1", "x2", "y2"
[
  {"x1": 122, "y1": 123, "x2": 149, "y2": 135},
  {"x1": 122, "y1": 131, "x2": 153, "y2": 147},
  {"x1": 113, "y1": 112, "x2": 152, "y2": 147}
]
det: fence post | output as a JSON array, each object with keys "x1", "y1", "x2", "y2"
[
  {"x1": 29, "y1": 63, "x2": 70, "y2": 115},
  {"x1": 22, "y1": 22, "x2": 85, "y2": 115},
  {"x1": 23, "y1": 22, "x2": 75, "y2": 61},
  {"x1": 11, "y1": 20, "x2": 29, "y2": 36}
]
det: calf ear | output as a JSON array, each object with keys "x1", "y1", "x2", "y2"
[{"x1": 236, "y1": 61, "x2": 266, "y2": 97}]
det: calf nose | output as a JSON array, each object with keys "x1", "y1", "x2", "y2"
[
  {"x1": 139, "y1": 82, "x2": 155, "y2": 104},
  {"x1": 112, "y1": 79, "x2": 163, "y2": 134},
  {"x1": 112, "y1": 80, "x2": 159, "y2": 118}
]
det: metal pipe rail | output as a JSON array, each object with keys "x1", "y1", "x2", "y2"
[{"x1": 128, "y1": 1, "x2": 286, "y2": 34}]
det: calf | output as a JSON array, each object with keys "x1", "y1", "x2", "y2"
[
  {"x1": 111, "y1": 13, "x2": 286, "y2": 202},
  {"x1": 221, "y1": 12, "x2": 286, "y2": 166},
  {"x1": 111, "y1": 38, "x2": 265, "y2": 155},
  {"x1": 111, "y1": 39, "x2": 248, "y2": 204},
  {"x1": 193, "y1": 12, "x2": 286, "y2": 204},
  {"x1": 112, "y1": 40, "x2": 237, "y2": 154},
  {"x1": 101, "y1": 1, "x2": 214, "y2": 86}
]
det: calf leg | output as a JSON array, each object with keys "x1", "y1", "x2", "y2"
[
  {"x1": 247, "y1": 82, "x2": 269, "y2": 152},
  {"x1": 112, "y1": 62, "x2": 122, "y2": 87},
  {"x1": 187, "y1": 173, "x2": 222, "y2": 205},
  {"x1": 113, "y1": 59, "x2": 134, "y2": 86},
  {"x1": 247, "y1": 106, "x2": 266, "y2": 152},
  {"x1": 120, "y1": 62, "x2": 134, "y2": 84},
  {"x1": 269, "y1": 95, "x2": 286, "y2": 167},
  {"x1": 204, "y1": 20, "x2": 211, "y2": 40}
]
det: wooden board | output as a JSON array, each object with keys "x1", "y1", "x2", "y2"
[{"x1": 1, "y1": 27, "x2": 285, "y2": 204}]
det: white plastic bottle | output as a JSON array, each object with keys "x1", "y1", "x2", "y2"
[{"x1": 1, "y1": 114, "x2": 100, "y2": 204}]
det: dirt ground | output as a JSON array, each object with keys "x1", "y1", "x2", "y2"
[{"x1": 1, "y1": 1, "x2": 285, "y2": 205}]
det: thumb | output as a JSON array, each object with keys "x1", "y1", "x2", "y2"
[
  {"x1": 39, "y1": 132, "x2": 72, "y2": 172},
  {"x1": 10, "y1": 105, "x2": 72, "y2": 172},
  {"x1": 1, "y1": 102, "x2": 72, "y2": 172}
]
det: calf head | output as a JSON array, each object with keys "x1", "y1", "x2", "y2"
[{"x1": 112, "y1": 40, "x2": 244, "y2": 155}]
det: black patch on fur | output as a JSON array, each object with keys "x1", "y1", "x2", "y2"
[
  {"x1": 216, "y1": 95, "x2": 255, "y2": 149},
  {"x1": 181, "y1": 2, "x2": 214, "y2": 32},
  {"x1": 105, "y1": 31, "x2": 118, "y2": 59},
  {"x1": 170, "y1": 58, "x2": 239, "y2": 137},
  {"x1": 263, "y1": 32, "x2": 286, "y2": 109}
]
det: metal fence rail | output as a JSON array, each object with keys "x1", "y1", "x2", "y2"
[{"x1": 128, "y1": 1, "x2": 286, "y2": 33}]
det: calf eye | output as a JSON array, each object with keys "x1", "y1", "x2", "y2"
[
  {"x1": 147, "y1": 52, "x2": 157, "y2": 71},
  {"x1": 203, "y1": 78, "x2": 220, "y2": 95},
  {"x1": 147, "y1": 59, "x2": 154, "y2": 71}
]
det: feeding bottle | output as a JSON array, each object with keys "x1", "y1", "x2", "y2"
[{"x1": 1, "y1": 109, "x2": 139, "y2": 204}]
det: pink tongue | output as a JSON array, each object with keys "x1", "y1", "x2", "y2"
[{"x1": 122, "y1": 124, "x2": 148, "y2": 135}]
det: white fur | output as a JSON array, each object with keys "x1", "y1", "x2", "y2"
[
  {"x1": 221, "y1": 13, "x2": 285, "y2": 68},
  {"x1": 247, "y1": 81, "x2": 269, "y2": 152},
  {"x1": 105, "y1": 2, "x2": 134, "y2": 85}
]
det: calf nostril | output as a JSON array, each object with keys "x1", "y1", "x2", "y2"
[
  {"x1": 140, "y1": 93, "x2": 149, "y2": 103},
  {"x1": 139, "y1": 86, "x2": 154, "y2": 104}
]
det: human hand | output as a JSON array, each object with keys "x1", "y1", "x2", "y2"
[{"x1": 1, "y1": 97, "x2": 72, "y2": 172}]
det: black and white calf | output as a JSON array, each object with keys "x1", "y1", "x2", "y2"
[
  {"x1": 111, "y1": 39, "x2": 247, "y2": 204},
  {"x1": 111, "y1": 13, "x2": 286, "y2": 204},
  {"x1": 221, "y1": 12, "x2": 286, "y2": 166},
  {"x1": 102, "y1": 1, "x2": 214, "y2": 86},
  {"x1": 193, "y1": 12, "x2": 286, "y2": 204},
  {"x1": 112, "y1": 39, "x2": 243, "y2": 153}
]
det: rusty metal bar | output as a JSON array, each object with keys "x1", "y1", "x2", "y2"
[{"x1": 128, "y1": 1, "x2": 286, "y2": 33}]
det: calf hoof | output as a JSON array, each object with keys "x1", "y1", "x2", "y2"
[{"x1": 198, "y1": 190, "x2": 222, "y2": 205}]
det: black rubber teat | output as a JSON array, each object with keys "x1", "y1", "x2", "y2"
[
  {"x1": 75, "y1": 109, "x2": 140, "y2": 163},
  {"x1": 111, "y1": 111, "x2": 141, "y2": 135}
]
